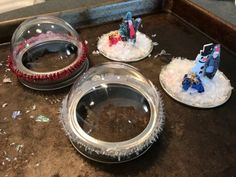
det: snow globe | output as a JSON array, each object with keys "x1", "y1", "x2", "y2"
[
  {"x1": 97, "y1": 12, "x2": 153, "y2": 62},
  {"x1": 8, "y1": 16, "x2": 89, "y2": 90},
  {"x1": 159, "y1": 43, "x2": 233, "y2": 108},
  {"x1": 61, "y1": 62, "x2": 164, "y2": 163}
]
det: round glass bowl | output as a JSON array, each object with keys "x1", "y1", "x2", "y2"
[
  {"x1": 61, "y1": 62, "x2": 164, "y2": 163},
  {"x1": 8, "y1": 16, "x2": 89, "y2": 90}
]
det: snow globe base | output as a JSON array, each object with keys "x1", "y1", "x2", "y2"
[
  {"x1": 98, "y1": 30, "x2": 153, "y2": 62},
  {"x1": 159, "y1": 58, "x2": 232, "y2": 108}
]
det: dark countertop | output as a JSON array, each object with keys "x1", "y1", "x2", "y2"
[
  {"x1": 190, "y1": 0, "x2": 236, "y2": 27},
  {"x1": 0, "y1": 0, "x2": 162, "y2": 43},
  {"x1": 0, "y1": 0, "x2": 124, "y2": 21},
  {"x1": 0, "y1": 12, "x2": 235, "y2": 177},
  {"x1": 0, "y1": 0, "x2": 235, "y2": 27}
]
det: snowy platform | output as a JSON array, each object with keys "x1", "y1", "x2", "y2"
[
  {"x1": 159, "y1": 58, "x2": 233, "y2": 108},
  {"x1": 97, "y1": 30, "x2": 153, "y2": 62}
]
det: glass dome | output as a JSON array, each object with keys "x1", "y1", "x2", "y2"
[
  {"x1": 61, "y1": 62, "x2": 164, "y2": 163},
  {"x1": 8, "y1": 16, "x2": 88, "y2": 90}
]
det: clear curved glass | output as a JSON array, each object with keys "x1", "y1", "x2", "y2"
[
  {"x1": 66, "y1": 62, "x2": 160, "y2": 143},
  {"x1": 76, "y1": 83, "x2": 150, "y2": 142},
  {"x1": 11, "y1": 16, "x2": 82, "y2": 74}
]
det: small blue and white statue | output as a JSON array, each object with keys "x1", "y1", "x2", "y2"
[{"x1": 182, "y1": 43, "x2": 221, "y2": 93}]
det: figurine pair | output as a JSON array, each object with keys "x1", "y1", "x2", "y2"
[
  {"x1": 182, "y1": 44, "x2": 221, "y2": 93},
  {"x1": 109, "y1": 12, "x2": 141, "y2": 45}
]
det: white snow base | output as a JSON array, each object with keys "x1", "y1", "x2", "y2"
[
  {"x1": 97, "y1": 30, "x2": 153, "y2": 62},
  {"x1": 160, "y1": 57, "x2": 233, "y2": 108}
]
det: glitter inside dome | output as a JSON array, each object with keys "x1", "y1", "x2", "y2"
[
  {"x1": 159, "y1": 58, "x2": 233, "y2": 108},
  {"x1": 8, "y1": 16, "x2": 88, "y2": 90}
]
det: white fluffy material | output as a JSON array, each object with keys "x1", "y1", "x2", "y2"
[
  {"x1": 160, "y1": 57, "x2": 233, "y2": 108},
  {"x1": 97, "y1": 30, "x2": 153, "y2": 62}
]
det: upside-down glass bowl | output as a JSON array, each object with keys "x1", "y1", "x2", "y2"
[
  {"x1": 61, "y1": 62, "x2": 164, "y2": 163},
  {"x1": 8, "y1": 16, "x2": 88, "y2": 90}
]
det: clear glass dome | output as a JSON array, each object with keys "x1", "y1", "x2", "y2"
[
  {"x1": 61, "y1": 62, "x2": 164, "y2": 163},
  {"x1": 8, "y1": 16, "x2": 88, "y2": 90},
  {"x1": 76, "y1": 83, "x2": 151, "y2": 142}
]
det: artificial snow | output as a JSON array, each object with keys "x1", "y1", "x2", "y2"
[
  {"x1": 2, "y1": 103, "x2": 8, "y2": 108},
  {"x1": 154, "y1": 49, "x2": 171, "y2": 58},
  {"x1": 12, "y1": 111, "x2": 21, "y2": 119},
  {"x1": 97, "y1": 30, "x2": 153, "y2": 62},
  {"x1": 160, "y1": 58, "x2": 233, "y2": 107},
  {"x1": 3, "y1": 77, "x2": 12, "y2": 83},
  {"x1": 92, "y1": 50, "x2": 100, "y2": 55},
  {"x1": 35, "y1": 115, "x2": 50, "y2": 122},
  {"x1": 152, "y1": 42, "x2": 159, "y2": 46},
  {"x1": 151, "y1": 34, "x2": 157, "y2": 38}
]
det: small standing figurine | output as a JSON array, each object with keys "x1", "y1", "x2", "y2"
[
  {"x1": 119, "y1": 12, "x2": 141, "y2": 43},
  {"x1": 108, "y1": 31, "x2": 122, "y2": 46},
  {"x1": 98, "y1": 11, "x2": 153, "y2": 62},
  {"x1": 182, "y1": 43, "x2": 221, "y2": 93},
  {"x1": 182, "y1": 73, "x2": 205, "y2": 93}
]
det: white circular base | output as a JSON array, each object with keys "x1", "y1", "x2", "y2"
[
  {"x1": 159, "y1": 58, "x2": 233, "y2": 108},
  {"x1": 97, "y1": 30, "x2": 153, "y2": 62}
]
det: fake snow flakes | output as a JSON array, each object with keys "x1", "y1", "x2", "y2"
[
  {"x1": 3, "y1": 77, "x2": 12, "y2": 83},
  {"x1": 35, "y1": 115, "x2": 50, "y2": 122},
  {"x1": 32, "y1": 104, "x2": 36, "y2": 110},
  {"x1": 151, "y1": 34, "x2": 157, "y2": 38},
  {"x1": 154, "y1": 50, "x2": 171, "y2": 58},
  {"x1": 92, "y1": 50, "x2": 100, "y2": 55},
  {"x1": 12, "y1": 111, "x2": 21, "y2": 119},
  {"x1": 2, "y1": 103, "x2": 8, "y2": 108},
  {"x1": 152, "y1": 42, "x2": 159, "y2": 46},
  {"x1": 159, "y1": 58, "x2": 232, "y2": 108},
  {"x1": 16, "y1": 144, "x2": 24, "y2": 152}
]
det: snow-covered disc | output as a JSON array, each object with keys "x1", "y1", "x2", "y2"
[
  {"x1": 97, "y1": 30, "x2": 153, "y2": 62},
  {"x1": 159, "y1": 58, "x2": 233, "y2": 108}
]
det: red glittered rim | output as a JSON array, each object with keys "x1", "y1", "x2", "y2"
[{"x1": 7, "y1": 41, "x2": 88, "y2": 81}]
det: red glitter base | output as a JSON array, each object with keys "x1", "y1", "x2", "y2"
[{"x1": 7, "y1": 41, "x2": 88, "y2": 81}]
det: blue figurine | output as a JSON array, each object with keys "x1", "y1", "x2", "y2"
[
  {"x1": 205, "y1": 44, "x2": 220, "y2": 79},
  {"x1": 192, "y1": 43, "x2": 220, "y2": 79},
  {"x1": 182, "y1": 73, "x2": 204, "y2": 93},
  {"x1": 182, "y1": 43, "x2": 221, "y2": 93},
  {"x1": 119, "y1": 12, "x2": 141, "y2": 43}
]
